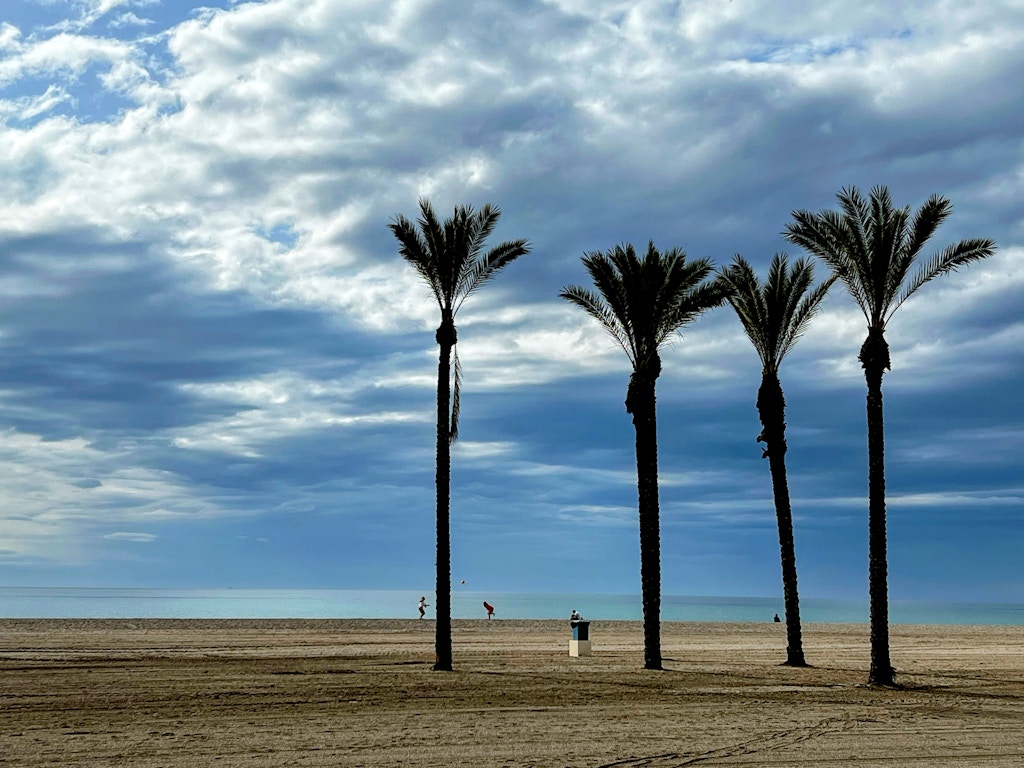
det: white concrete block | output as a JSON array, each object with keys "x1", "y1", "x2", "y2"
[{"x1": 569, "y1": 639, "x2": 592, "y2": 657}]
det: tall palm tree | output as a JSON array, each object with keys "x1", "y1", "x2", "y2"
[
  {"x1": 561, "y1": 242, "x2": 727, "y2": 670},
  {"x1": 388, "y1": 198, "x2": 529, "y2": 671},
  {"x1": 718, "y1": 254, "x2": 834, "y2": 667},
  {"x1": 785, "y1": 185, "x2": 995, "y2": 686}
]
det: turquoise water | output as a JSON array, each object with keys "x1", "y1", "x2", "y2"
[{"x1": 1, "y1": 588, "x2": 1022, "y2": 625}]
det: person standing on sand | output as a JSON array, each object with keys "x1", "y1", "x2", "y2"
[
  {"x1": 418, "y1": 596, "x2": 429, "y2": 619},
  {"x1": 483, "y1": 601, "x2": 494, "y2": 619}
]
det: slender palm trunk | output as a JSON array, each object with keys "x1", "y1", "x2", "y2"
[
  {"x1": 860, "y1": 329, "x2": 893, "y2": 686},
  {"x1": 757, "y1": 373, "x2": 807, "y2": 667},
  {"x1": 627, "y1": 361, "x2": 662, "y2": 670},
  {"x1": 433, "y1": 316, "x2": 456, "y2": 672}
]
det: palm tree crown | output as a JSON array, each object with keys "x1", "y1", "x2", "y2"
[
  {"x1": 390, "y1": 198, "x2": 528, "y2": 319},
  {"x1": 785, "y1": 185, "x2": 994, "y2": 335},
  {"x1": 561, "y1": 242, "x2": 724, "y2": 391},
  {"x1": 719, "y1": 254, "x2": 834, "y2": 376}
]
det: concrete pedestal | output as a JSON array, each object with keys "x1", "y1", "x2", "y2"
[{"x1": 569, "y1": 620, "x2": 591, "y2": 657}]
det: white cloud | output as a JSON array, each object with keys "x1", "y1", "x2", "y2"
[
  {"x1": 52, "y1": 0, "x2": 149, "y2": 32},
  {"x1": 456, "y1": 303, "x2": 625, "y2": 388},
  {"x1": 895, "y1": 427, "x2": 1024, "y2": 464},
  {"x1": 104, "y1": 531, "x2": 156, "y2": 541},
  {"x1": 888, "y1": 490, "x2": 1024, "y2": 508},
  {"x1": 0, "y1": 22, "x2": 23, "y2": 52},
  {"x1": 109, "y1": 13, "x2": 154, "y2": 30},
  {"x1": 453, "y1": 440, "x2": 519, "y2": 460},
  {"x1": 0, "y1": 84, "x2": 71, "y2": 121},
  {"x1": 172, "y1": 372, "x2": 429, "y2": 456},
  {"x1": 0, "y1": 428, "x2": 230, "y2": 564},
  {"x1": 555, "y1": 504, "x2": 636, "y2": 527},
  {"x1": 0, "y1": 32, "x2": 135, "y2": 86}
]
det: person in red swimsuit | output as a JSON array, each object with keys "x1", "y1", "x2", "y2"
[{"x1": 483, "y1": 601, "x2": 495, "y2": 619}]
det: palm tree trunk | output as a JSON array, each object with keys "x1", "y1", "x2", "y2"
[
  {"x1": 860, "y1": 329, "x2": 893, "y2": 686},
  {"x1": 433, "y1": 316, "x2": 456, "y2": 672},
  {"x1": 627, "y1": 363, "x2": 662, "y2": 671},
  {"x1": 757, "y1": 373, "x2": 807, "y2": 667}
]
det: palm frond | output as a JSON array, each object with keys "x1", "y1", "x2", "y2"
[
  {"x1": 901, "y1": 194, "x2": 952, "y2": 265},
  {"x1": 778, "y1": 263, "x2": 836, "y2": 365},
  {"x1": 766, "y1": 254, "x2": 801, "y2": 364},
  {"x1": 560, "y1": 284, "x2": 635, "y2": 363},
  {"x1": 624, "y1": 243, "x2": 663, "y2": 356},
  {"x1": 466, "y1": 204, "x2": 501, "y2": 264},
  {"x1": 888, "y1": 237, "x2": 996, "y2": 320},
  {"x1": 840, "y1": 186, "x2": 886, "y2": 320},
  {"x1": 786, "y1": 208, "x2": 867, "y2": 312},
  {"x1": 719, "y1": 255, "x2": 773, "y2": 364},
  {"x1": 453, "y1": 237, "x2": 530, "y2": 314},
  {"x1": 583, "y1": 248, "x2": 637, "y2": 355},
  {"x1": 662, "y1": 270, "x2": 728, "y2": 346},
  {"x1": 449, "y1": 344, "x2": 462, "y2": 444},
  {"x1": 440, "y1": 206, "x2": 464, "y2": 307},
  {"x1": 871, "y1": 188, "x2": 919, "y2": 319},
  {"x1": 388, "y1": 213, "x2": 444, "y2": 308},
  {"x1": 417, "y1": 198, "x2": 456, "y2": 308}
]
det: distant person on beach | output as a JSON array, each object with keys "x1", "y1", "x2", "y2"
[
  {"x1": 418, "y1": 596, "x2": 429, "y2": 619},
  {"x1": 483, "y1": 601, "x2": 495, "y2": 619},
  {"x1": 773, "y1": 613, "x2": 781, "y2": 623},
  {"x1": 570, "y1": 609, "x2": 582, "y2": 622}
]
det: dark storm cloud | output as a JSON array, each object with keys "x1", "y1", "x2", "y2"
[{"x1": 0, "y1": 226, "x2": 371, "y2": 435}]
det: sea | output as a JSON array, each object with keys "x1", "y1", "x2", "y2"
[{"x1": 1, "y1": 587, "x2": 1023, "y2": 625}]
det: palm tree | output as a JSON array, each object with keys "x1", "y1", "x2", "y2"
[
  {"x1": 785, "y1": 185, "x2": 995, "y2": 686},
  {"x1": 561, "y1": 242, "x2": 727, "y2": 670},
  {"x1": 388, "y1": 199, "x2": 529, "y2": 671},
  {"x1": 718, "y1": 254, "x2": 834, "y2": 667}
]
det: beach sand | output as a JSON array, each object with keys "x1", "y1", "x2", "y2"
[{"x1": 1, "y1": 619, "x2": 1022, "y2": 766}]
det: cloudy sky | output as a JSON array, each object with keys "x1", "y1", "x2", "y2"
[{"x1": 1, "y1": 0, "x2": 1021, "y2": 603}]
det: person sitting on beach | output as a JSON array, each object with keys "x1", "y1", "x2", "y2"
[
  {"x1": 570, "y1": 609, "x2": 582, "y2": 622},
  {"x1": 483, "y1": 601, "x2": 495, "y2": 620},
  {"x1": 418, "y1": 596, "x2": 429, "y2": 619}
]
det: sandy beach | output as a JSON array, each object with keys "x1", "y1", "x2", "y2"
[{"x1": 1, "y1": 619, "x2": 1022, "y2": 767}]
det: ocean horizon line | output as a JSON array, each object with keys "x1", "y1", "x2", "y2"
[{"x1": 2, "y1": 587, "x2": 1022, "y2": 625}]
